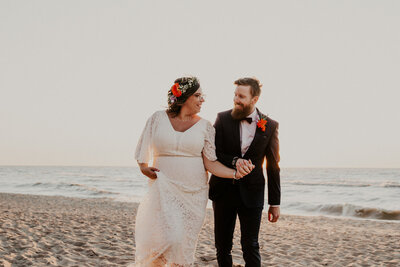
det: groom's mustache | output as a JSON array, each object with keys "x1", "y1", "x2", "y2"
[{"x1": 234, "y1": 103, "x2": 244, "y2": 108}]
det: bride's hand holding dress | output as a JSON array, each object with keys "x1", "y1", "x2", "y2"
[{"x1": 138, "y1": 163, "x2": 159, "y2": 180}]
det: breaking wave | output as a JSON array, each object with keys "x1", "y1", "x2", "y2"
[{"x1": 313, "y1": 203, "x2": 400, "y2": 220}]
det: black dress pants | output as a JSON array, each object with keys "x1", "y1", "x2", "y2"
[{"x1": 212, "y1": 184, "x2": 263, "y2": 267}]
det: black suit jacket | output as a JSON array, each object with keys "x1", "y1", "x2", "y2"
[{"x1": 209, "y1": 109, "x2": 281, "y2": 208}]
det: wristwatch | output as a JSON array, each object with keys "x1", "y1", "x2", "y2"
[
  {"x1": 232, "y1": 156, "x2": 239, "y2": 169},
  {"x1": 233, "y1": 170, "x2": 240, "y2": 180}
]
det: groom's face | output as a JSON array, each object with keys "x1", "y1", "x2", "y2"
[{"x1": 231, "y1": 85, "x2": 258, "y2": 119}]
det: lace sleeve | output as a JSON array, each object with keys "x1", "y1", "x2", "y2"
[
  {"x1": 202, "y1": 120, "x2": 218, "y2": 161},
  {"x1": 134, "y1": 112, "x2": 158, "y2": 164}
]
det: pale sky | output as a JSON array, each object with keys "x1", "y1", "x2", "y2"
[{"x1": 1, "y1": 1, "x2": 399, "y2": 167}]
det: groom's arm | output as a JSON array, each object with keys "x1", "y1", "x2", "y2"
[
  {"x1": 265, "y1": 122, "x2": 281, "y2": 206},
  {"x1": 214, "y1": 113, "x2": 236, "y2": 168}
]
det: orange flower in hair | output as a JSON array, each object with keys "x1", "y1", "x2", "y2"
[{"x1": 171, "y1": 83, "x2": 182, "y2": 97}]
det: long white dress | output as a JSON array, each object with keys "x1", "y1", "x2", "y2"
[{"x1": 133, "y1": 110, "x2": 217, "y2": 266}]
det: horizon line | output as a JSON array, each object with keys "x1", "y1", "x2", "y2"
[{"x1": 0, "y1": 164, "x2": 399, "y2": 169}]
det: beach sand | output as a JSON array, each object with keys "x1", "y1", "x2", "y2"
[{"x1": 0, "y1": 193, "x2": 399, "y2": 267}]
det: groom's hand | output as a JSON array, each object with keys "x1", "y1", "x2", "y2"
[
  {"x1": 236, "y1": 159, "x2": 255, "y2": 177},
  {"x1": 268, "y1": 206, "x2": 280, "y2": 223}
]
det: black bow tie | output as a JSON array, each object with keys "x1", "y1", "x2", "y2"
[{"x1": 241, "y1": 117, "x2": 252, "y2": 124}]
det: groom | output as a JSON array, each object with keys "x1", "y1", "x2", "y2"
[{"x1": 209, "y1": 77, "x2": 281, "y2": 267}]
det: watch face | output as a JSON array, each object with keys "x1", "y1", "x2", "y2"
[{"x1": 232, "y1": 157, "x2": 239, "y2": 168}]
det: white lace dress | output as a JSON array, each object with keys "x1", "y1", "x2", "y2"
[{"x1": 132, "y1": 110, "x2": 217, "y2": 266}]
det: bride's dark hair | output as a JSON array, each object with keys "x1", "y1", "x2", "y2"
[{"x1": 167, "y1": 76, "x2": 200, "y2": 117}]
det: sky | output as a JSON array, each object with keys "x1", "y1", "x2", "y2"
[{"x1": 1, "y1": 0, "x2": 399, "y2": 167}]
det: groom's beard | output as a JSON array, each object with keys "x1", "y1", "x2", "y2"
[{"x1": 231, "y1": 103, "x2": 254, "y2": 120}]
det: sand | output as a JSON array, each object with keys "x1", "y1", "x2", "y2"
[{"x1": 0, "y1": 193, "x2": 399, "y2": 267}]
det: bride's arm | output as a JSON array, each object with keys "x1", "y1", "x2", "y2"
[
  {"x1": 202, "y1": 120, "x2": 254, "y2": 179},
  {"x1": 202, "y1": 154, "x2": 253, "y2": 179}
]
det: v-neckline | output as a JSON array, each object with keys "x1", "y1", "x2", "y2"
[{"x1": 164, "y1": 111, "x2": 203, "y2": 134}]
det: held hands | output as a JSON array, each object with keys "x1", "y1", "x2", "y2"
[
  {"x1": 234, "y1": 158, "x2": 255, "y2": 179},
  {"x1": 139, "y1": 163, "x2": 159, "y2": 180}
]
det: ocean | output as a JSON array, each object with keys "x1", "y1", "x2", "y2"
[{"x1": 1, "y1": 166, "x2": 399, "y2": 221}]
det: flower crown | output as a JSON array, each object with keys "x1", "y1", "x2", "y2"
[{"x1": 168, "y1": 77, "x2": 198, "y2": 104}]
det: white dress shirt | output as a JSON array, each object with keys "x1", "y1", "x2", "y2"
[{"x1": 239, "y1": 109, "x2": 258, "y2": 157}]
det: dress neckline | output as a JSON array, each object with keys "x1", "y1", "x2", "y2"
[{"x1": 164, "y1": 111, "x2": 203, "y2": 133}]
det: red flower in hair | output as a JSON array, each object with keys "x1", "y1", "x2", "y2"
[
  {"x1": 171, "y1": 83, "x2": 182, "y2": 97},
  {"x1": 257, "y1": 118, "x2": 267, "y2": 132}
]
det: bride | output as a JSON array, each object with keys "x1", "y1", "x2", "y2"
[{"x1": 132, "y1": 76, "x2": 254, "y2": 266}]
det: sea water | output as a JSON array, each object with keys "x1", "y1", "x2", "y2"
[{"x1": 1, "y1": 166, "x2": 399, "y2": 221}]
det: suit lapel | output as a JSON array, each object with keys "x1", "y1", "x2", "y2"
[{"x1": 243, "y1": 108, "x2": 268, "y2": 158}]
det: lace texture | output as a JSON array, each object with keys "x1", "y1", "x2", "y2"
[
  {"x1": 202, "y1": 121, "x2": 217, "y2": 161},
  {"x1": 132, "y1": 111, "x2": 217, "y2": 266}
]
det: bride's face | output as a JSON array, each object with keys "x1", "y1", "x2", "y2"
[{"x1": 182, "y1": 88, "x2": 205, "y2": 114}]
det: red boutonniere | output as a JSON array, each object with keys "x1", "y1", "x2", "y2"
[
  {"x1": 171, "y1": 83, "x2": 182, "y2": 97},
  {"x1": 257, "y1": 116, "x2": 267, "y2": 132}
]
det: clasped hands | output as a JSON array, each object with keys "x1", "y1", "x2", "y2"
[{"x1": 234, "y1": 158, "x2": 255, "y2": 179}]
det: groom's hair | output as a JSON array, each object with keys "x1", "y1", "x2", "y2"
[{"x1": 234, "y1": 77, "x2": 262, "y2": 97}]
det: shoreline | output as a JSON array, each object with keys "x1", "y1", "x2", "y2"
[
  {"x1": 2, "y1": 191, "x2": 399, "y2": 223},
  {"x1": 1, "y1": 193, "x2": 399, "y2": 266}
]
